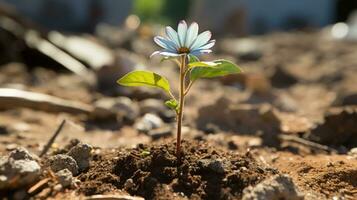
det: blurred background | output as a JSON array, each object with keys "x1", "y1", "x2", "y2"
[
  {"x1": 0, "y1": 0, "x2": 356, "y2": 154},
  {"x1": 1, "y1": 0, "x2": 357, "y2": 34}
]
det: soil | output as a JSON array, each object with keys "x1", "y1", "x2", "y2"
[{"x1": 78, "y1": 140, "x2": 275, "y2": 200}]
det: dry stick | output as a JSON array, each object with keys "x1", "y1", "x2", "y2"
[
  {"x1": 279, "y1": 134, "x2": 338, "y2": 153},
  {"x1": 39, "y1": 119, "x2": 66, "y2": 157},
  {"x1": 27, "y1": 178, "x2": 51, "y2": 195}
]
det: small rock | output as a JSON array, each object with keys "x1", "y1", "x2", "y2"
[
  {"x1": 49, "y1": 154, "x2": 79, "y2": 175},
  {"x1": 242, "y1": 174, "x2": 304, "y2": 200},
  {"x1": 55, "y1": 169, "x2": 73, "y2": 188},
  {"x1": 134, "y1": 113, "x2": 163, "y2": 132},
  {"x1": 6, "y1": 144, "x2": 18, "y2": 151},
  {"x1": 53, "y1": 183, "x2": 63, "y2": 191},
  {"x1": 9, "y1": 147, "x2": 36, "y2": 161},
  {"x1": 94, "y1": 97, "x2": 140, "y2": 123},
  {"x1": 270, "y1": 65, "x2": 298, "y2": 88},
  {"x1": 139, "y1": 98, "x2": 175, "y2": 122},
  {"x1": 148, "y1": 126, "x2": 172, "y2": 140},
  {"x1": 198, "y1": 159, "x2": 226, "y2": 174},
  {"x1": 124, "y1": 178, "x2": 134, "y2": 190},
  {"x1": 139, "y1": 98, "x2": 167, "y2": 115},
  {"x1": 341, "y1": 93, "x2": 357, "y2": 106},
  {"x1": 348, "y1": 148, "x2": 357, "y2": 159},
  {"x1": 202, "y1": 123, "x2": 221, "y2": 134},
  {"x1": 307, "y1": 106, "x2": 357, "y2": 148},
  {"x1": 0, "y1": 158, "x2": 41, "y2": 190},
  {"x1": 67, "y1": 143, "x2": 92, "y2": 172}
]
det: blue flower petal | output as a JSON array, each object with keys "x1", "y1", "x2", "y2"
[
  {"x1": 190, "y1": 49, "x2": 212, "y2": 56},
  {"x1": 165, "y1": 26, "x2": 180, "y2": 48},
  {"x1": 190, "y1": 31, "x2": 211, "y2": 50},
  {"x1": 177, "y1": 20, "x2": 187, "y2": 47},
  {"x1": 197, "y1": 40, "x2": 215, "y2": 50},
  {"x1": 185, "y1": 22, "x2": 199, "y2": 48},
  {"x1": 154, "y1": 36, "x2": 177, "y2": 51}
]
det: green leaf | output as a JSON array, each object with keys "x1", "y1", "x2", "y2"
[
  {"x1": 165, "y1": 99, "x2": 179, "y2": 111},
  {"x1": 139, "y1": 150, "x2": 150, "y2": 157},
  {"x1": 188, "y1": 61, "x2": 218, "y2": 69},
  {"x1": 190, "y1": 59, "x2": 242, "y2": 81},
  {"x1": 188, "y1": 54, "x2": 200, "y2": 63},
  {"x1": 117, "y1": 70, "x2": 171, "y2": 93}
]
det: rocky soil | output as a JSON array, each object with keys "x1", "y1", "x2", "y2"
[{"x1": 0, "y1": 24, "x2": 356, "y2": 199}]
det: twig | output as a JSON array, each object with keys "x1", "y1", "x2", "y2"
[
  {"x1": 39, "y1": 120, "x2": 66, "y2": 157},
  {"x1": 27, "y1": 178, "x2": 51, "y2": 195},
  {"x1": 279, "y1": 134, "x2": 337, "y2": 153}
]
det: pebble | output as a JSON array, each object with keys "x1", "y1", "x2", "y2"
[
  {"x1": 198, "y1": 159, "x2": 226, "y2": 174},
  {"x1": 139, "y1": 98, "x2": 167, "y2": 115},
  {"x1": 0, "y1": 157, "x2": 41, "y2": 190},
  {"x1": 67, "y1": 143, "x2": 92, "y2": 172},
  {"x1": 9, "y1": 147, "x2": 36, "y2": 161},
  {"x1": 55, "y1": 169, "x2": 73, "y2": 188},
  {"x1": 95, "y1": 97, "x2": 140, "y2": 123},
  {"x1": 147, "y1": 126, "x2": 172, "y2": 140},
  {"x1": 134, "y1": 113, "x2": 163, "y2": 132},
  {"x1": 49, "y1": 154, "x2": 79, "y2": 175},
  {"x1": 242, "y1": 174, "x2": 304, "y2": 200}
]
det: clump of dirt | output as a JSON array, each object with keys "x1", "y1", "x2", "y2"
[{"x1": 78, "y1": 140, "x2": 277, "y2": 199}]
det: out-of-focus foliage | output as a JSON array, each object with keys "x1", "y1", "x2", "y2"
[{"x1": 133, "y1": 0, "x2": 189, "y2": 25}]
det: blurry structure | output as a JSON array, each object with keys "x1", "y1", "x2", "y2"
[
  {"x1": 2, "y1": 0, "x2": 357, "y2": 35},
  {"x1": 0, "y1": 0, "x2": 132, "y2": 32},
  {"x1": 191, "y1": 0, "x2": 336, "y2": 35}
]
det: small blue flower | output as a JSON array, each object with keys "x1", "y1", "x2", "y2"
[{"x1": 151, "y1": 20, "x2": 215, "y2": 58}]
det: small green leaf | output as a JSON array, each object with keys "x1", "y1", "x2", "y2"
[
  {"x1": 188, "y1": 61, "x2": 218, "y2": 69},
  {"x1": 117, "y1": 70, "x2": 171, "y2": 93},
  {"x1": 188, "y1": 54, "x2": 200, "y2": 63},
  {"x1": 190, "y1": 60, "x2": 242, "y2": 81},
  {"x1": 165, "y1": 99, "x2": 179, "y2": 111},
  {"x1": 140, "y1": 150, "x2": 150, "y2": 157}
]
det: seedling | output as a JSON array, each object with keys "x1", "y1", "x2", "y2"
[{"x1": 118, "y1": 20, "x2": 242, "y2": 158}]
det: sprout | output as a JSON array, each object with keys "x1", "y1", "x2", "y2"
[{"x1": 118, "y1": 20, "x2": 242, "y2": 159}]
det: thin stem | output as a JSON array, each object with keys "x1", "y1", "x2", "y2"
[
  {"x1": 168, "y1": 90, "x2": 177, "y2": 102},
  {"x1": 184, "y1": 80, "x2": 194, "y2": 96},
  {"x1": 176, "y1": 54, "x2": 186, "y2": 158}
]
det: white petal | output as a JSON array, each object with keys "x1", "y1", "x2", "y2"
[
  {"x1": 159, "y1": 51, "x2": 181, "y2": 57},
  {"x1": 154, "y1": 36, "x2": 177, "y2": 51},
  {"x1": 177, "y1": 20, "x2": 187, "y2": 47},
  {"x1": 165, "y1": 26, "x2": 180, "y2": 47},
  {"x1": 190, "y1": 31, "x2": 212, "y2": 50},
  {"x1": 185, "y1": 22, "x2": 199, "y2": 48},
  {"x1": 150, "y1": 50, "x2": 180, "y2": 58},
  {"x1": 150, "y1": 51, "x2": 161, "y2": 58},
  {"x1": 197, "y1": 40, "x2": 215, "y2": 50}
]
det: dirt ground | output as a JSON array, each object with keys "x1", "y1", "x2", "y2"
[{"x1": 0, "y1": 29, "x2": 357, "y2": 200}]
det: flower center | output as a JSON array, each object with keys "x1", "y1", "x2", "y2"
[{"x1": 178, "y1": 47, "x2": 190, "y2": 54}]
